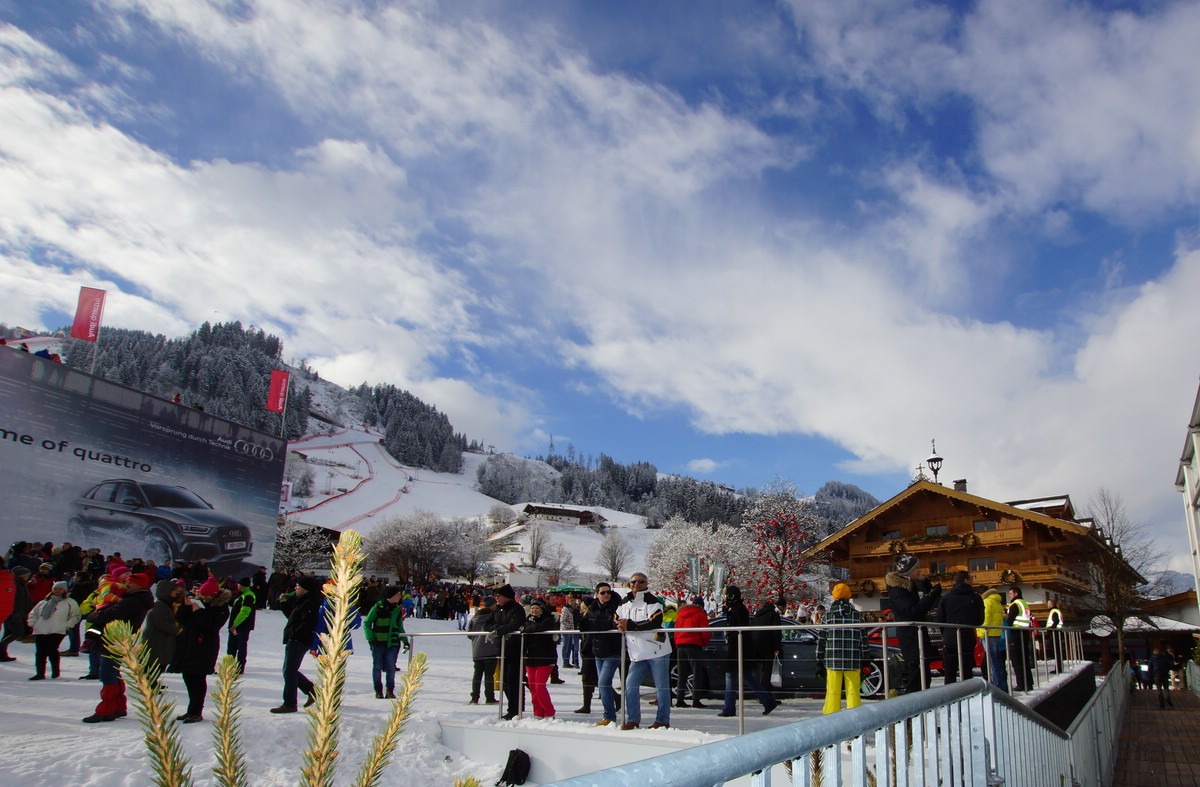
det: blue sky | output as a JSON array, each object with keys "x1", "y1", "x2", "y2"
[{"x1": 2, "y1": 1, "x2": 1199, "y2": 569}]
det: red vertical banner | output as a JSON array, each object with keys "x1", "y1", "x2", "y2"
[
  {"x1": 70, "y1": 287, "x2": 106, "y2": 341},
  {"x1": 267, "y1": 370, "x2": 290, "y2": 413}
]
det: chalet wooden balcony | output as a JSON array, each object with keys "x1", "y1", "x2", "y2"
[
  {"x1": 847, "y1": 527, "x2": 1024, "y2": 559},
  {"x1": 849, "y1": 563, "x2": 1093, "y2": 598}
]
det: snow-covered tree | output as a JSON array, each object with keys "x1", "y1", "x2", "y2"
[
  {"x1": 363, "y1": 510, "x2": 457, "y2": 582},
  {"x1": 272, "y1": 521, "x2": 336, "y2": 572},
  {"x1": 596, "y1": 529, "x2": 634, "y2": 581},
  {"x1": 739, "y1": 480, "x2": 823, "y2": 606},
  {"x1": 487, "y1": 503, "x2": 519, "y2": 530},
  {"x1": 443, "y1": 518, "x2": 503, "y2": 585},
  {"x1": 645, "y1": 515, "x2": 755, "y2": 598}
]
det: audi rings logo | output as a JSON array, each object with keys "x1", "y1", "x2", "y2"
[{"x1": 234, "y1": 440, "x2": 275, "y2": 461}]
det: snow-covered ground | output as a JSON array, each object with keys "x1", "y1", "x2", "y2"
[{"x1": 0, "y1": 609, "x2": 832, "y2": 786}]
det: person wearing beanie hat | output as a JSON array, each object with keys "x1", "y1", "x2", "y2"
[
  {"x1": 673, "y1": 594, "x2": 712, "y2": 708},
  {"x1": 364, "y1": 584, "x2": 408, "y2": 699},
  {"x1": 716, "y1": 583, "x2": 778, "y2": 718},
  {"x1": 172, "y1": 573, "x2": 232, "y2": 723},
  {"x1": 272, "y1": 576, "x2": 322, "y2": 713},
  {"x1": 25, "y1": 579, "x2": 81, "y2": 680},
  {"x1": 467, "y1": 593, "x2": 500, "y2": 705},
  {"x1": 893, "y1": 553, "x2": 920, "y2": 576},
  {"x1": 82, "y1": 567, "x2": 155, "y2": 722},
  {"x1": 27, "y1": 564, "x2": 55, "y2": 607},
  {"x1": 886, "y1": 553, "x2": 942, "y2": 694},
  {"x1": 519, "y1": 595, "x2": 559, "y2": 718},
  {"x1": 486, "y1": 582, "x2": 526, "y2": 720},
  {"x1": 817, "y1": 582, "x2": 870, "y2": 714},
  {"x1": 226, "y1": 576, "x2": 259, "y2": 675}
]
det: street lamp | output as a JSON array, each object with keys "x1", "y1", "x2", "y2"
[{"x1": 926, "y1": 440, "x2": 944, "y2": 485}]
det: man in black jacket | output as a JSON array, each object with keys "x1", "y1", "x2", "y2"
[
  {"x1": 749, "y1": 597, "x2": 784, "y2": 693},
  {"x1": 579, "y1": 582, "x2": 622, "y2": 725},
  {"x1": 935, "y1": 572, "x2": 984, "y2": 684},
  {"x1": 487, "y1": 584, "x2": 526, "y2": 720},
  {"x1": 886, "y1": 554, "x2": 943, "y2": 694},
  {"x1": 272, "y1": 575, "x2": 321, "y2": 713},
  {"x1": 718, "y1": 585, "x2": 778, "y2": 716}
]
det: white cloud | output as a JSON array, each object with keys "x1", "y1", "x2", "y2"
[
  {"x1": 686, "y1": 458, "x2": 723, "y2": 476},
  {"x1": 3, "y1": 2, "x2": 1198, "y2": 573}
]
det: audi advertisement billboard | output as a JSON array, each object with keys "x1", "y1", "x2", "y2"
[{"x1": 0, "y1": 348, "x2": 285, "y2": 570}]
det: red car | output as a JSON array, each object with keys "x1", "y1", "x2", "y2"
[{"x1": 867, "y1": 627, "x2": 987, "y2": 675}]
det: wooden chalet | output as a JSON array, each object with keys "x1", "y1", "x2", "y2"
[
  {"x1": 520, "y1": 503, "x2": 608, "y2": 527},
  {"x1": 803, "y1": 478, "x2": 1144, "y2": 617}
]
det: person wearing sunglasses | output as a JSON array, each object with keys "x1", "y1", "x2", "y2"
[
  {"x1": 580, "y1": 582, "x2": 622, "y2": 726},
  {"x1": 616, "y1": 573, "x2": 672, "y2": 730}
]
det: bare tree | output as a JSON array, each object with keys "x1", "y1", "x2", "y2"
[
  {"x1": 541, "y1": 542, "x2": 578, "y2": 587},
  {"x1": 1077, "y1": 488, "x2": 1167, "y2": 662},
  {"x1": 596, "y1": 529, "x2": 634, "y2": 581},
  {"x1": 526, "y1": 523, "x2": 549, "y2": 569}
]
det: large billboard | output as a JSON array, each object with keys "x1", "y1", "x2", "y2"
[{"x1": 0, "y1": 348, "x2": 286, "y2": 570}]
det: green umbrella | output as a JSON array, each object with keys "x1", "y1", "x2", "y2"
[{"x1": 547, "y1": 583, "x2": 591, "y2": 593}]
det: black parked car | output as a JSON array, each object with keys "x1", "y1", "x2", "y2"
[
  {"x1": 67, "y1": 479, "x2": 253, "y2": 565},
  {"x1": 671, "y1": 615, "x2": 904, "y2": 699}
]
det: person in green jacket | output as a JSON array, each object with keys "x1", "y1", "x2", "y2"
[
  {"x1": 364, "y1": 585, "x2": 409, "y2": 699},
  {"x1": 226, "y1": 577, "x2": 257, "y2": 675}
]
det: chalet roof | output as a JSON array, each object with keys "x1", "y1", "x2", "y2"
[
  {"x1": 1176, "y1": 379, "x2": 1200, "y2": 486},
  {"x1": 804, "y1": 479, "x2": 1094, "y2": 558},
  {"x1": 1088, "y1": 614, "x2": 1200, "y2": 636},
  {"x1": 1007, "y1": 495, "x2": 1075, "y2": 520}
]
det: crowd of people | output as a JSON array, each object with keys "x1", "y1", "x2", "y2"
[{"x1": 5, "y1": 539, "x2": 1184, "y2": 736}]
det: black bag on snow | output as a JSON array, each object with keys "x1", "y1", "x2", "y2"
[{"x1": 496, "y1": 747, "x2": 531, "y2": 786}]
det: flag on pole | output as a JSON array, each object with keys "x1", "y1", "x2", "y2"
[
  {"x1": 267, "y1": 370, "x2": 290, "y2": 413},
  {"x1": 70, "y1": 287, "x2": 106, "y2": 342}
]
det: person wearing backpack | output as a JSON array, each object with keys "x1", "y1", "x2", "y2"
[{"x1": 364, "y1": 585, "x2": 409, "y2": 699}]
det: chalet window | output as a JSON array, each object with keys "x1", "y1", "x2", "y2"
[
  {"x1": 928, "y1": 561, "x2": 948, "y2": 575},
  {"x1": 968, "y1": 557, "x2": 996, "y2": 572},
  {"x1": 882, "y1": 530, "x2": 901, "y2": 541},
  {"x1": 925, "y1": 524, "x2": 948, "y2": 536},
  {"x1": 973, "y1": 520, "x2": 998, "y2": 532}
]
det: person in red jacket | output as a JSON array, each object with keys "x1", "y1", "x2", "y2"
[
  {"x1": 26, "y1": 564, "x2": 55, "y2": 607},
  {"x1": 673, "y1": 596, "x2": 712, "y2": 708},
  {"x1": 0, "y1": 557, "x2": 16, "y2": 631}
]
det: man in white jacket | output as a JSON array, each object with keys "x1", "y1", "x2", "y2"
[{"x1": 616, "y1": 572, "x2": 672, "y2": 730}]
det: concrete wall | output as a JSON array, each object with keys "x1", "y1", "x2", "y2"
[{"x1": 440, "y1": 721, "x2": 789, "y2": 786}]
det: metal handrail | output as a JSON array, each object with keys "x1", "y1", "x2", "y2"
[{"x1": 406, "y1": 619, "x2": 1085, "y2": 725}]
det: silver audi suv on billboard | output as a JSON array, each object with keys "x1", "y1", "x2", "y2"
[{"x1": 68, "y1": 479, "x2": 253, "y2": 565}]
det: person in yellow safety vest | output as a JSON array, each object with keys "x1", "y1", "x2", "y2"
[
  {"x1": 1044, "y1": 605, "x2": 1064, "y2": 673},
  {"x1": 1005, "y1": 586, "x2": 1034, "y2": 691}
]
